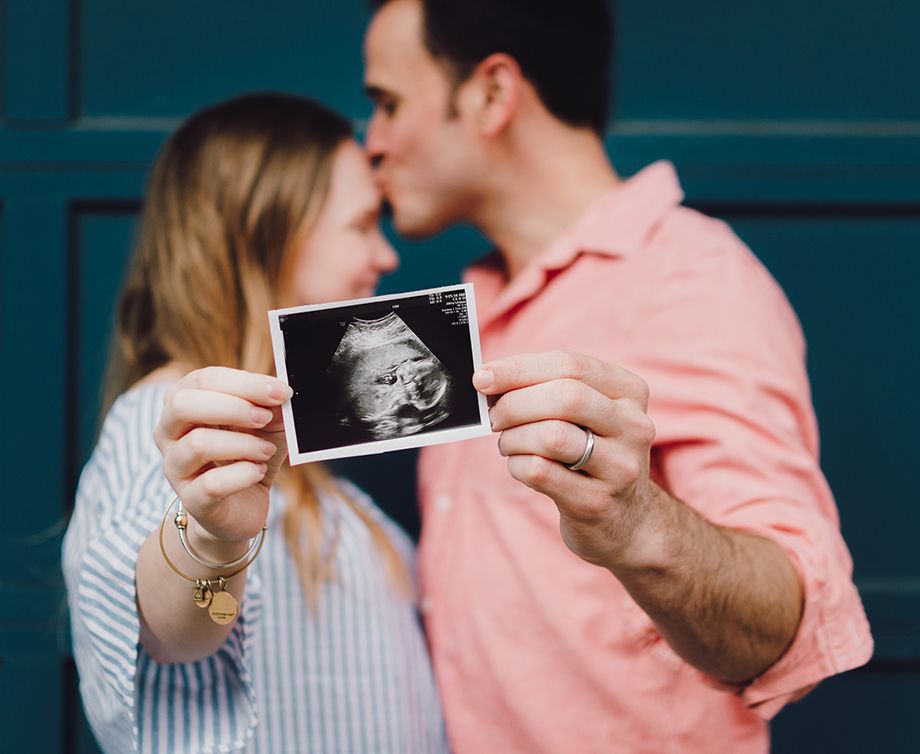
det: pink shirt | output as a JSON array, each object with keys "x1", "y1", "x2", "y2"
[{"x1": 417, "y1": 161, "x2": 873, "y2": 754}]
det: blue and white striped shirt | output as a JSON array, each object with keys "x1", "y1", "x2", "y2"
[{"x1": 63, "y1": 382, "x2": 448, "y2": 754}]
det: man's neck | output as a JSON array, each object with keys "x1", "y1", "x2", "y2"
[{"x1": 473, "y1": 129, "x2": 619, "y2": 282}]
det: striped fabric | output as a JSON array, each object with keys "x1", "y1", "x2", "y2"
[{"x1": 63, "y1": 382, "x2": 448, "y2": 754}]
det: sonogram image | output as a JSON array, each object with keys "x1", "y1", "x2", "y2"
[{"x1": 326, "y1": 312, "x2": 452, "y2": 440}]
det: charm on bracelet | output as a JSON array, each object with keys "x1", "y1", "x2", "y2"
[{"x1": 158, "y1": 495, "x2": 264, "y2": 625}]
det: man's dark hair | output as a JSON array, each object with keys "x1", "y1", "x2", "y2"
[{"x1": 369, "y1": 0, "x2": 613, "y2": 136}]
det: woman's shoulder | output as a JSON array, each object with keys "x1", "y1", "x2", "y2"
[
  {"x1": 90, "y1": 379, "x2": 174, "y2": 478},
  {"x1": 71, "y1": 379, "x2": 176, "y2": 526},
  {"x1": 106, "y1": 380, "x2": 172, "y2": 438}
]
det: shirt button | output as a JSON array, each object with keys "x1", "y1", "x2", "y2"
[
  {"x1": 419, "y1": 596, "x2": 433, "y2": 615},
  {"x1": 435, "y1": 494, "x2": 452, "y2": 512}
]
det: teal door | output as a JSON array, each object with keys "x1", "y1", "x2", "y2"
[{"x1": 1, "y1": 1, "x2": 917, "y2": 751}]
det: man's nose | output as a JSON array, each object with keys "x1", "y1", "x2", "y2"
[{"x1": 364, "y1": 112, "x2": 385, "y2": 164}]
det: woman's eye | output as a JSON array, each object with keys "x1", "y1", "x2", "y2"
[{"x1": 377, "y1": 372, "x2": 398, "y2": 385}]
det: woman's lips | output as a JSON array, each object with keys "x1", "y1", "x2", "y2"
[
  {"x1": 355, "y1": 282, "x2": 378, "y2": 299},
  {"x1": 375, "y1": 174, "x2": 395, "y2": 202}
]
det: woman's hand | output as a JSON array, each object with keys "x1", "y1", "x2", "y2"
[{"x1": 154, "y1": 367, "x2": 293, "y2": 553}]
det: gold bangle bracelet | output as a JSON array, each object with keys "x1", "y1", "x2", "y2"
[
  {"x1": 175, "y1": 498, "x2": 266, "y2": 570},
  {"x1": 158, "y1": 495, "x2": 266, "y2": 625}
]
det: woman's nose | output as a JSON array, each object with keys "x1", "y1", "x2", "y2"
[{"x1": 375, "y1": 237, "x2": 399, "y2": 273}]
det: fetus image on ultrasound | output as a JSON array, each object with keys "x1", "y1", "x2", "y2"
[{"x1": 326, "y1": 312, "x2": 453, "y2": 441}]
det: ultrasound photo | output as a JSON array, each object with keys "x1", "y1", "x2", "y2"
[{"x1": 269, "y1": 284, "x2": 490, "y2": 464}]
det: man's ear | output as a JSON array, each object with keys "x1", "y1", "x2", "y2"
[{"x1": 464, "y1": 53, "x2": 522, "y2": 136}]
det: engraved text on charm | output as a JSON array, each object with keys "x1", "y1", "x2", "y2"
[{"x1": 208, "y1": 590, "x2": 239, "y2": 625}]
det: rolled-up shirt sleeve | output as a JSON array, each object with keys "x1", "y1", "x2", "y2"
[
  {"x1": 62, "y1": 386, "x2": 262, "y2": 753},
  {"x1": 632, "y1": 234, "x2": 873, "y2": 718}
]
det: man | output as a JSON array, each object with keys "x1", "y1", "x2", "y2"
[{"x1": 363, "y1": 1, "x2": 872, "y2": 752}]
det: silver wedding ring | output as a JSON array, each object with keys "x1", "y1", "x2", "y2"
[{"x1": 567, "y1": 426, "x2": 595, "y2": 471}]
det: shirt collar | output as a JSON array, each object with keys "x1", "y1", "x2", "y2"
[{"x1": 466, "y1": 160, "x2": 685, "y2": 327}]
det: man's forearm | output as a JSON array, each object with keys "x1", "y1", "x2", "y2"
[
  {"x1": 607, "y1": 482, "x2": 804, "y2": 684},
  {"x1": 474, "y1": 351, "x2": 805, "y2": 682}
]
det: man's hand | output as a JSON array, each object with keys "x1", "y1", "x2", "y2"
[
  {"x1": 473, "y1": 350, "x2": 657, "y2": 568},
  {"x1": 473, "y1": 350, "x2": 804, "y2": 683}
]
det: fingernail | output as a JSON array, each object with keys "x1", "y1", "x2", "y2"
[
  {"x1": 260, "y1": 441, "x2": 277, "y2": 457},
  {"x1": 267, "y1": 380, "x2": 293, "y2": 401},
  {"x1": 473, "y1": 368, "x2": 494, "y2": 391},
  {"x1": 252, "y1": 407, "x2": 273, "y2": 425}
]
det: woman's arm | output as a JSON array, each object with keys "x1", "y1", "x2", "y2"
[
  {"x1": 136, "y1": 512, "x2": 252, "y2": 663},
  {"x1": 137, "y1": 366, "x2": 291, "y2": 663}
]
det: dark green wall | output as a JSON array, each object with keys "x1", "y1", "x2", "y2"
[{"x1": 1, "y1": 1, "x2": 917, "y2": 752}]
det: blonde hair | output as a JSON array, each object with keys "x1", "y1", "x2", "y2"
[{"x1": 107, "y1": 93, "x2": 407, "y2": 600}]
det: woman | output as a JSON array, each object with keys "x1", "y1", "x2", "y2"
[{"x1": 62, "y1": 93, "x2": 448, "y2": 754}]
